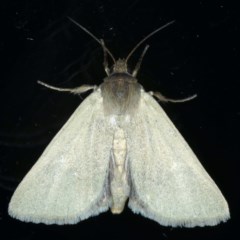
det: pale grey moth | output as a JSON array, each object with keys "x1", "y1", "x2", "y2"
[{"x1": 8, "y1": 18, "x2": 230, "y2": 227}]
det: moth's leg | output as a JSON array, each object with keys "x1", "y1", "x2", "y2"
[
  {"x1": 100, "y1": 39, "x2": 110, "y2": 76},
  {"x1": 149, "y1": 91, "x2": 197, "y2": 103},
  {"x1": 37, "y1": 81, "x2": 96, "y2": 94},
  {"x1": 132, "y1": 45, "x2": 149, "y2": 77}
]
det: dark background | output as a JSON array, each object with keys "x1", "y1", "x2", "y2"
[{"x1": 0, "y1": 0, "x2": 239, "y2": 239}]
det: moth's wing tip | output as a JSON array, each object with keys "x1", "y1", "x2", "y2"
[
  {"x1": 129, "y1": 201, "x2": 230, "y2": 228},
  {"x1": 8, "y1": 186, "x2": 111, "y2": 224},
  {"x1": 8, "y1": 205, "x2": 76, "y2": 225},
  {"x1": 8, "y1": 204, "x2": 110, "y2": 225},
  {"x1": 8, "y1": 212, "x2": 80, "y2": 225}
]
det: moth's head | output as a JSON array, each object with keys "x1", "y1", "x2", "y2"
[{"x1": 112, "y1": 59, "x2": 128, "y2": 74}]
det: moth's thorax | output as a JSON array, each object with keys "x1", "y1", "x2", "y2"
[
  {"x1": 112, "y1": 59, "x2": 128, "y2": 73},
  {"x1": 100, "y1": 72, "x2": 142, "y2": 116}
]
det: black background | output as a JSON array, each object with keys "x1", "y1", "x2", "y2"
[{"x1": 0, "y1": 0, "x2": 239, "y2": 239}]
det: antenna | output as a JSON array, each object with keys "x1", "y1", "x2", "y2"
[
  {"x1": 126, "y1": 20, "x2": 175, "y2": 63},
  {"x1": 68, "y1": 17, "x2": 116, "y2": 63}
]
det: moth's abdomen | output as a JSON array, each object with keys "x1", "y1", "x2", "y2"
[
  {"x1": 110, "y1": 127, "x2": 130, "y2": 214},
  {"x1": 101, "y1": 73, "x2": 141, "y2": 115}
]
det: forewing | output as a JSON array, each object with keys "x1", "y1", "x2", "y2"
[
  {"x1": 9, "y1": 90, "x2": 113, "y2": 224},
  {"x1": 127, "y1": 91, "x2": 230, "y2": 227}
]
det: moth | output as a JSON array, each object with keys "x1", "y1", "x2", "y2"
[{"x1": 8, "y1": 18, "x2": 230, "y2": 227}]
